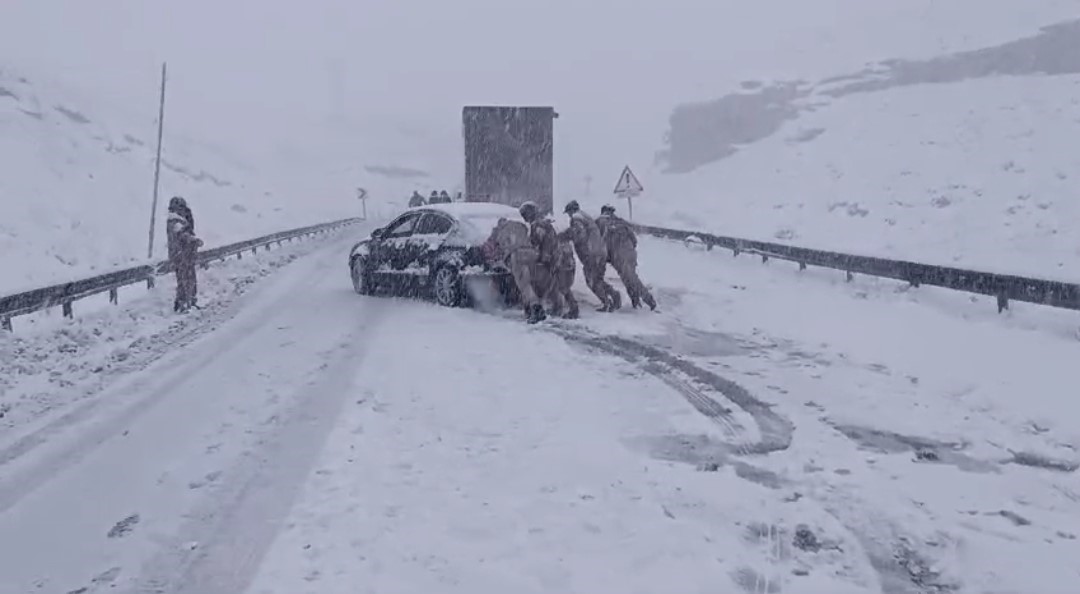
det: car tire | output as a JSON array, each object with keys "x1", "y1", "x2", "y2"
[
  {"x1": 433, "y1": 265, "x2": 464, "y2": 307},
  {"x1": 351, "y1": 256, "x2": 373, "y2": 295}
]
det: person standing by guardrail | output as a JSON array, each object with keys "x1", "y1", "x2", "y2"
[{"x1": 167, "y1": 196, "x2": 203, "y2": 313}]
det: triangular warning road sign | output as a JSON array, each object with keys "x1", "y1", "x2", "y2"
[{"x1": 613, "y1": 165, "x2": 644, "y2": 195}]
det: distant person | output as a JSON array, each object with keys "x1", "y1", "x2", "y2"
[
  {"x1": 408, "y1": 191, "x2": 425, "y2": 207},
  {"x1": 166, "y1": 197, "x2": 203, "y2": 313},
  {"x1": 429, "y1": 190, "x2": 451, "y2": 204},
  {"x1": 597, "y1": 204, "x2": 656, "y2": 310},
  {"x1": 454, "y1": 191, "x2": 463, "y2": 202},
  {"x1": 429, "y1": 190, "x2": 440, "y2": 204}
]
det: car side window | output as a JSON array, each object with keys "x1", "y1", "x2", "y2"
[
  {"x1": 383, "y1": 213, "x2": 421, "y2": 238},
  {"x1": 414, "y1": 213, "x2": 453, "y2": 236}
]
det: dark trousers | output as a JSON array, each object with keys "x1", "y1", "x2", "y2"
[{"x1": 174, "y1": 260, "x2": 198, "y2": 312}]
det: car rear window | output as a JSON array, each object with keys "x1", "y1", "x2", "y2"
[{"x1": 457, "y1": 215, "x2": 509, "y2": 244}]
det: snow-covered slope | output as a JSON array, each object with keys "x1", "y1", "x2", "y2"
[
  {"x1": 5, "y1": 2, "x2": 1079, "y2": 291},
  {"x1": 0, "y1": 70, "x2": 432, "y2": 295},
  {"x1": 619, "y1": 19, "x2": 1080, "y2": 280},
  {"x1": 0, "y1": 70, "x2": 319, "y2": 293}
]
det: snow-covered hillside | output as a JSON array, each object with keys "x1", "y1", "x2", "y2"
[
  {"x1": 619, "y1": 19, "x2": 1080, "y2": 280},
  {"x1": 5, "y1": 2, "x2": 1080, "y2": 291},
  {"x1": 0, "y1": 69, "x2": 434, "y2": 295}
]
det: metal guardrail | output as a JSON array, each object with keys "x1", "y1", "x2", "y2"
[
  {"x1": 0, "y1": 217, "x2": 363, "y2": 331},
  {"x1": 636, "y1": 224, "x2": 1080, "y2": 314}
]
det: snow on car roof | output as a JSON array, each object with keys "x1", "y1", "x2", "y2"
[
  {"x1": 412, "y1": 202, "x2": 522, "y2": 220},
  {"x1": 404, "y1": 202, "x2": 523, "y2": 244}
]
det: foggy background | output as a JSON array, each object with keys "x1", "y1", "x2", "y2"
[{"x1": 3, "y1": 0, "x2": 1071, "y2": 197}]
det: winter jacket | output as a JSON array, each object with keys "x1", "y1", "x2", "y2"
[
  {"x1": 596, "y1": 213, "x2": 637, "y2": 249},
  {"x1": 563, "y1": 211, "x2": 606, "y2": 262},
  {"x1": 553, "y1": 239, "x2": 576, "y2": 271},
  {"x1": 167, "y1": 212, "x2": 202, "y2": 263},
  {"x1": 529, "y1": 218, "x2": 559, "y2": 266},
  {"x1": 484, "y1": 218, "x2": 531, "y2": 265}
]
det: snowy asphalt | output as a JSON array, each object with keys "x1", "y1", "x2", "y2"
[{"x1": 1, "y1": 232, "x2": 1078, "y2": 593}]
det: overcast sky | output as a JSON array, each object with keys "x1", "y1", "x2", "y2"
[{"x1": 1, "y1": 0, "x2": 1070, "y2": 186}]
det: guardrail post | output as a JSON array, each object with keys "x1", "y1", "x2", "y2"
[
  {"x1": 798, "y1": 262, "x2": 807, "y2": 271},
  {"x1": 147, "y1": 276, "x2": 155, "y2": 289},
  {"x1": 733, "y1": 247, "x2": 740, "y2": 257},
  {"x1": 846, "y1": 271, "x2": 854, "y2": 282},
  {"x1": 1, "y1": 316, "x2": 11, "y2": 332},
  {"x1": 251, "y1": 247, "x2": 257, "y2": 255},
  {"x1": 761, "y1": 254, "x2": 769, "y2": 263},
  {"x1": 62, "y1": 301, "x2": 73, "y2": 318},
  {"x1": 109, "y1": 288, "x2": 118, "y2": 304},
  {"x1": 996, "y1": 294, "x2": 1009, "y2": 313}
]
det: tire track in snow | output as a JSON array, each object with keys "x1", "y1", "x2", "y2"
[
  {"x1": 123, "y1": 300, "x2": 388, "y2": 594},
  {"x1": 546, "y1": 326, "x2": 794, "y2": 456},
  {"x1": 544, "y1": 325, "x2": 793, "y2": 593}
]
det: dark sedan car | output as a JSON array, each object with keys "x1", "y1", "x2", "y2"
[{"x1": 348, "y1": 203, "x2": 522, "y2": 307}]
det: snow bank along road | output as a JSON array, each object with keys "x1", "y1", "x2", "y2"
[{"x1": 2, "y1": 232, "x2": 1079, "y2": 593}]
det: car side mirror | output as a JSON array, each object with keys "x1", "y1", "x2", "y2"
[{"x1": 371, "y1": 228, "x2": 385, "y2": 240}]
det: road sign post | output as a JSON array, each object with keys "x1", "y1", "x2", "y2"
[
  {"x1": 613, "y1": 165, "x2": 644, "y2": 220},
  {"x1": 356, "y1": 187, "x2": 368, "y2": 220}
]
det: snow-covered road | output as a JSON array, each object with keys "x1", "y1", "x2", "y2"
[
  {"x1": 0, "y1": 232, "x2": 390, "y2": 593},
  {"x1": 1, "y1": 232, "x2": 1078, "y2": 594}
]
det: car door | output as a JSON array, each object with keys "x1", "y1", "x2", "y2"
[
  {"x1": 374, "y1": 212, "x2": 422, "y2": 276},
  {"x1": 409, "y1": 212, "x2": 456, "y2": 281}
]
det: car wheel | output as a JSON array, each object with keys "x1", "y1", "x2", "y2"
[
  {"x1": 433, "y1": 265, "x2": 464, "y2": 307},
  {"x1": 351, "y1": 257, "x2": 373, "y2": 295}
]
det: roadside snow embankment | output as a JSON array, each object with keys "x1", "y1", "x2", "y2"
[{"x1": 0, "y1": 224, "x2": 369, "y2": 432}]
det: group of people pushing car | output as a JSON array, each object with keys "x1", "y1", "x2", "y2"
[{"x1": 483, "y1": 200, "x2": 656, "y2": 324}]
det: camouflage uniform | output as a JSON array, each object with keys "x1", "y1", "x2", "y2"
[
  {"x1": 597, "y1": 209, "x2": 656, "y2": 310},
  {"x1": 528, "y1": 217, "x2": 578, "y2": 319},
  {"x1": 563, "y1": 207, "x2": 621, "y2": 311},
  {"x1": 485, "y1": 218, "x2": 545, "y2": 323},
  {"x1": 166, "y1": 202, "x2": 203, "y2": 313},
  {"x1": 547, "y1": 239, "x2": 579, "y2": 318}
]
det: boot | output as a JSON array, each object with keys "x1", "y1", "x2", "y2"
[
  {"x1": 609, "y1": 290, "x2": 623, "y2": 310},
  {"x1": 643, "y1": 292, "x2": 657, "y2": 311},
  {"x1": 526, "y1": 303, "x2": 547, "y2": 324}
]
